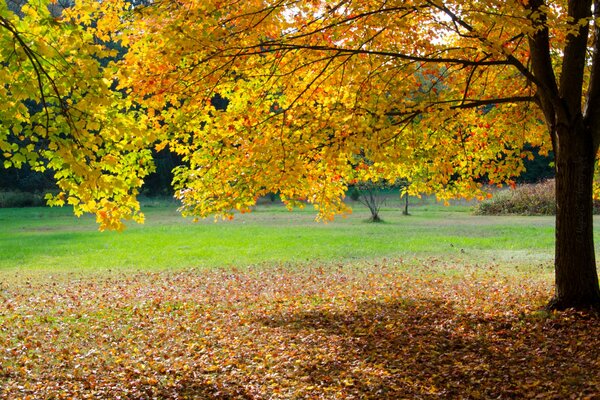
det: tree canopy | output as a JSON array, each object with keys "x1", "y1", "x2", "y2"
[
  {"x1": 0, "y1": 0, "x2": 155, "y2": 230},
  {"x1": 98, "y1": 0, "x2": 552, "y2": 220},
  {"x1": 2, "y1": 0, "x2": 600, "y2": 309}
]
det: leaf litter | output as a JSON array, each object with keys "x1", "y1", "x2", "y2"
[{"x1": 0, "y1": 262, "x2": 598, "y2": 399}]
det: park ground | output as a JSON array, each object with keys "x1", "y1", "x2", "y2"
[{"x1": 0, "y1": 199, "x2": 599, "y2": 398}]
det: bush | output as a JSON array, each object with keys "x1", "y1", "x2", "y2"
[
  {"x1": 473, "y1": 180, "x2": 599, "y2": 216},
  {"x1": 0, "y1": 191, "x2": 46, "y2": 208},
  {"x1": 474, "y1": 180, "x2": 555, "y2": 215}
]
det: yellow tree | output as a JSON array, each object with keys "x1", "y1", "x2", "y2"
[
  {"x1": 86, "y1": 0, "x2": 598, "y2": 309},
  {"x1": 0, "y1": 0, "x2": 155, "y2": 230}
]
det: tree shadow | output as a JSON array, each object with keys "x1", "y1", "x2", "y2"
[{"x1": 258, "y1": 298, "x2": 600, "y2": 398}]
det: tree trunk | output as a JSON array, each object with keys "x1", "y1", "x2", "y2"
[{"x1": 549, "y1": 124, "x2": 600, "y2": 310}]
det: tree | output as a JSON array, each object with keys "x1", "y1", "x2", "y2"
[
  {"x1": 350, "y1": 179, "x2": 409, "y2": 221},
  {"x1": 0, "y1": 0, "x2": 155, "y2": 230},
  {"x1": 354, "y1": 180, "x2": 387, "y2": 222},
  {"x1": 84, "y1": 0, "x2": 599, "y2": 309}
]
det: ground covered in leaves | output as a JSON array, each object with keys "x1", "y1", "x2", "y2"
[{"x1": 1, "y1": 261, "x2": 599, "y2": 399}]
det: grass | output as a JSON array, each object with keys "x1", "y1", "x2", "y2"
[
  {"x1": 1, "y1": 202, "x2": 599, "y2": 398},
  {"x1": 0, "y1": 201, "x2": 564, "y2": 275}
]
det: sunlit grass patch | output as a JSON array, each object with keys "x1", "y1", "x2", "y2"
[{"x1": 0, "y1": 203, "x2": 575, "y2": 274}]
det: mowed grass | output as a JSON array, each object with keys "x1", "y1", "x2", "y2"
[
  {"x1": 0, "y1": 200, "x2": 568, "y2": 275},
  {"x1": 1, "y1": 202, "x2": 600, "y2": 398}
]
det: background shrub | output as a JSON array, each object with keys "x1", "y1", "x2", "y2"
[
  {"x1": 474, "y1": 180, "x2": 600, "y2": 215},
  {"x1": 475, "y1": 180, "x2": 555, "y2": 215}
]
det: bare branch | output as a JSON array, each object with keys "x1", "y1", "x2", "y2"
[
  {"x1": 245, "y1": 43, "x2": 511, "y2": 67},
  {"x1": 425, "y1": 1, "x2": 544, "y2": 94},
  {"x1": 386, "y1": 95, "x2": 535, "y2": 117}
]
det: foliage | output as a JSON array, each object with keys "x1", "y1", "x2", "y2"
[
  {"x1": 140, "y1": 150, "x2": 181, "y2": 197},
  {"x1": 0, "y1": 190, "x2": 46, "y2": 208},
  {"x1": 0, "y1": 264, "x2": 598, "y2": 398},
  {"x1": 78, "y1": 0, "x2": 557, "y2": 222},
  {"x1": 517, "y1": 145, "x2": 555, "y2": 183},
  {"x1": 0, "y1": 0, "x2": 155, "y2": 230},
  {"x1": 0, "y1": 159, "x2": 56, "y2": 192}
]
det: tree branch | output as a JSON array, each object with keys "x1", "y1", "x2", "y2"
[
  {"x1": 526, "y1": 0, "x2": 560, "y2": 146},
  {"x1": 425, "y1": 0, "x2": 541, "y2": 90},
  {"x1": 585, "y1": 0, "x2": 600, "y2": 152},
  {"x1": 250, "y1": 43, "x2": 511, "y2": 67},
  {"x1": 559, "y1": 0, "x2": 592, "y2": 119},
  {"x1": 0, "y1": 15, "x2": 74, "y2": 134},
  {"x1": 386, "y1": 95, "x2": 535, "y2": 117}
]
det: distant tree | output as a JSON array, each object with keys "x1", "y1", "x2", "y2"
[
  {"x1": 518, "y1": 144, "x2": 555, "y2": 183},
  {"x1": 141, "y1": 150, "x2": 181, "y2": 197},
  {"x1": 352, "y1": 179, "x2": 410, "y2": 222},
  {"x1": 401, "y1": 188, "x2": 410, "y2": 216},
  {"x1": 354, "y1": 180, "x2": 387, "y2": 223},
  {"x1": 0, "y1": 159, "x2": 55, "y2": 192}
]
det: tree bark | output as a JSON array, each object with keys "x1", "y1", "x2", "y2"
[
  {"x1": 402, "y1": 194, "x2": 409, "y2": 216},
  {"x1": 549, "y1": 123, "x2": 600, "y2": 310}
]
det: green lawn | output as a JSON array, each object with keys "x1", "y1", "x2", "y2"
[{"x1": 0, "y1": 201, "x2": 565, "y2": 274}]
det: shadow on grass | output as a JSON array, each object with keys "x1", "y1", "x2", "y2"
[{"x1": 254, "y1": 298, "x2": 599, "y2": 398}]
